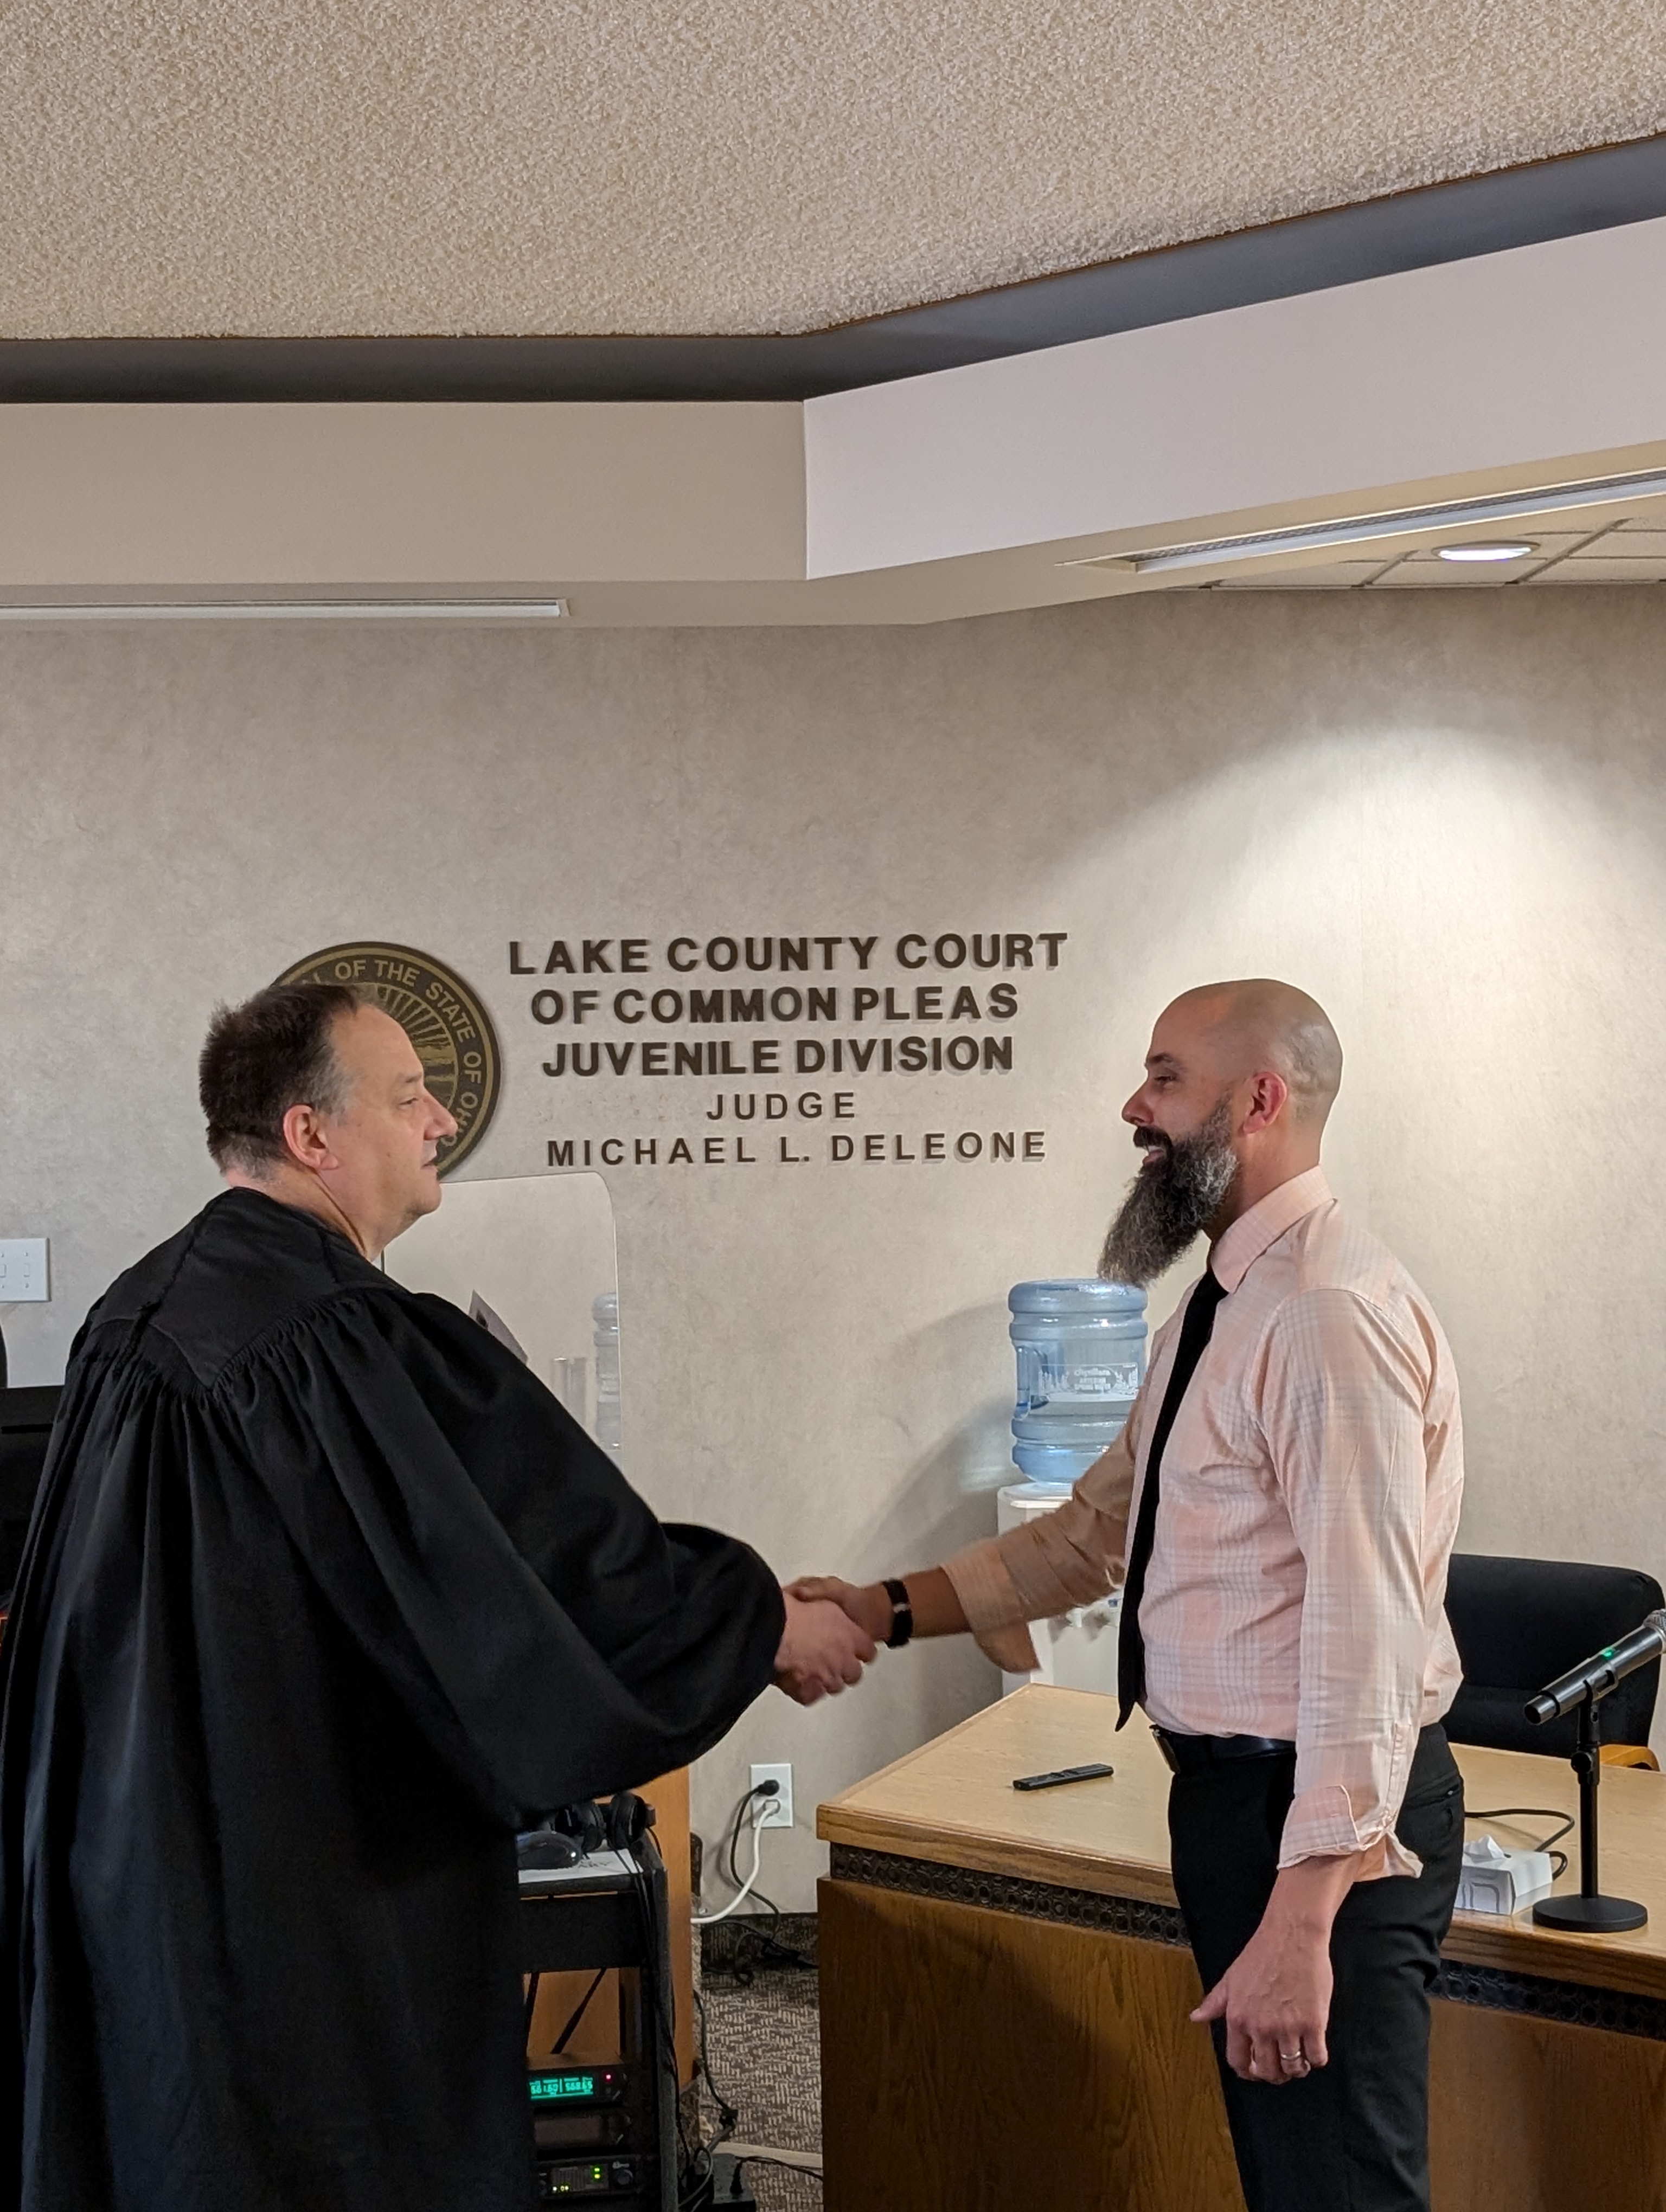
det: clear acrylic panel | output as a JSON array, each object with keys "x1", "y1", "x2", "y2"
[{"x1": 384, "y1": 1171, "x2": 621, "y2": 1458}]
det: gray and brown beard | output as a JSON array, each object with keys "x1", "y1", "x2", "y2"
[{"x1": 1098, "y1": 1098, "x2": 1239, "y2": 1288}]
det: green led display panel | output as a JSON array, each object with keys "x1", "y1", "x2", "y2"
[{"x1": 529, "y1": 2072, "x2": 596, "y2": 2101}]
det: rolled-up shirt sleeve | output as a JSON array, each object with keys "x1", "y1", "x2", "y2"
[
  {"x1": 1264, "y1": 1287, "x2": 1435, "y2": 1880},
  {"x1": 942, "y1": 1385, "x2": 1145, "y2": 1673}
]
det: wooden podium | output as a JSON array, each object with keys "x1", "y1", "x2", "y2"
[{"x1": 817, "y1": 1688, "x2": 1666, "y2": 2212}]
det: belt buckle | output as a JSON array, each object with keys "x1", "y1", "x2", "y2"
[{"x1": 1151, "y1": 1726, "x2": 1183, "y2": 1777}]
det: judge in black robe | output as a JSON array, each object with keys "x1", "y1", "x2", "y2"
[{"x1": 0, "y1": 1184, "x2": 787, "y2": 2212}]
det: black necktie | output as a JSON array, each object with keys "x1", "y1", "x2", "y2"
[{"x1": 1116, "y1": 1267, "x2": 1228, "y2": 1728}]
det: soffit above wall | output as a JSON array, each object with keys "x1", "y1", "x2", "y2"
[
  {"x1": 7, "y1": 218, "x2": 1666, "y2": 626},
  {"x1": 3, "y1": 0, "x2": 1664, "y2": 355}
]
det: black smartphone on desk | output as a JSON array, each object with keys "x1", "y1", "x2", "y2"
[{"x1": 1012, "y1": 1762, "x2": 1115, "y2": 1791}]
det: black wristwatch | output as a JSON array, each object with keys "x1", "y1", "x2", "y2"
[{"x1": 882, "y1": 1577, "x2": 914, "y2": 1649}]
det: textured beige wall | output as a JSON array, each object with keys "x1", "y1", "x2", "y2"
[
  {"x1": 3, "y1": 1, "x2": 1663, "y2": 335},
  {"x1": 4, "y1": 592, "x2": 1664, "y2": 1901}
]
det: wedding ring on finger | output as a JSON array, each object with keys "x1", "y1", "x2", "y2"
[{"x1": 1279, "y1": 2046, "x2": 1310, "y2": 2078}]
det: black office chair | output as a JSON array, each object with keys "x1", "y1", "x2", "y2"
[{"x1": 1443, "y1": 1552, "x2": 1664, "y2": 1760}]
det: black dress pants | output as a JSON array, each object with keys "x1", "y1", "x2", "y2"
[{"x1": 1168, "y1": 1725, "x2": 1464, "y2": 2212}]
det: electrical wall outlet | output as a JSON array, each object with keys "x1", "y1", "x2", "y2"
[
  {"x1": 0, "y1": 1240, "x2": 49, "y2": 1302},
  {"x1": 749, "y1": 1762, "x2": 793, "y2": 1830}
]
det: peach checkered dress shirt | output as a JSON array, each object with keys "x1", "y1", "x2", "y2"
[{"x1": 944, "y1": 1168, "x2": 1464, "y2": 1878}]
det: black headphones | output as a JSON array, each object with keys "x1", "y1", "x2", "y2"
[{"x1": 551, "y1": 1790, "x2": 655, "y2": 1856}]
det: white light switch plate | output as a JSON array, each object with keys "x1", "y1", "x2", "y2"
[{"x1": 0, "y1": 1240, "x2": 49, "y2": 1302}]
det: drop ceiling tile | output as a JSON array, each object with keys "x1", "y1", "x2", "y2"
[
  {"x1": 1522, "y1": 560, "x2": 1666, "y2": 584},
  {"x1": 1368, "y1": 563, "x2": 1529, "y2": 586},
  {"x1": 1582, "y1": 529, "x2": 1666, "y2": 559}
]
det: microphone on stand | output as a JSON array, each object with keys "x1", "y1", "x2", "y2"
[
  {"x1": 1525, "y1": 1609, "x2": 1666, "y2": 1725},
  {"x1": 1524, "y1": 1607, "x2": 1664, "y2": 1934}
]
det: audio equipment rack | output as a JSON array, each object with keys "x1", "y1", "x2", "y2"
[{"x1": 520, "y1": 1836, "x2": 678, "y2": 2209}]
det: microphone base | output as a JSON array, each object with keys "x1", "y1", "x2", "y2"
[{"x1": 1532, "y1": 1892, "x2": 1648, "y2": 1934}]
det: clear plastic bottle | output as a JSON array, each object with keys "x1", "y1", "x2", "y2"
[
  {"x1": 1008, "y1": 1279, "x2": 1148, "y2": 1488},
  {"x1": 592, "y1": 1291, "x2": 623, "y2": 1454}
]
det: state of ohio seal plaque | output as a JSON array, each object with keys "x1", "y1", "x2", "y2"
[{"x1": 274, "y1": 943, "x2": 501, "y2": 1176}]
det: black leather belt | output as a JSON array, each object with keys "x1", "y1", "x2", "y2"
[{"x1": 1152, "y1": 1727, "x2": 1296, "y2": 1776}]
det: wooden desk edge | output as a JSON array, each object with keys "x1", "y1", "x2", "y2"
[
  {"x1": 1439, "y1": 1912, "x2": 1666, "y2": 1999},
  {"x1": 817, "y1": 1803, "x2": 1178, "y2": 1911},
  {"x1": 818, "y1": 1804, "x2": 1666, "y2": 2002}
]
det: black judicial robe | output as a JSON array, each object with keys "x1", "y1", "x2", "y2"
[{"x1": 0, "y1": 1188, "x2": 784, "y2": 2212}]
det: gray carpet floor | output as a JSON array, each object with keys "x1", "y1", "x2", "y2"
[{"x1": 698, "y1": 1920, "x2": 822, "y2": 2212}]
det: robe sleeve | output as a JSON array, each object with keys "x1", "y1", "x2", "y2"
[{"x1": 220, "y1": 1287, "x2": 784, "y2": 1824}]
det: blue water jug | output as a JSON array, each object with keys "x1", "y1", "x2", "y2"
[{"x1": 1009, "y1": 1279, "x2": 1148, "y2": 1488}]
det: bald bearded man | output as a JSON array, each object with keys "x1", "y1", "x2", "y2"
[{"x1": 794, "y1": 981, "x2": 1465, "y2": 2212}]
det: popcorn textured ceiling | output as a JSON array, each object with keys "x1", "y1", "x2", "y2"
[{"x1": 4, "y1": 0, "x2": 1664, "y2": 340}]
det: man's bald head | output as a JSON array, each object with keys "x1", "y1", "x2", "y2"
[
  {"x1": 1103, "y1": 979, "x2": 1343, "y2": 1280},
  {"x1": 1167, "y1": 979, "x2": 1343, "y2": 1131}
]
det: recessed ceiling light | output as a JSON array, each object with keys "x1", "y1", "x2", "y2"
[{"x1": 1434, "y1": 543, "x2": 1535, "y2": 564}]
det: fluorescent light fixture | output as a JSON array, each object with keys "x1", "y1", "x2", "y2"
[
  {"x1": 0, "y1": 599, "x2": 571, "y2": 621},
  {"x1": 1062, "y1": 467, "x2": 1666, "y2": 576},
  {"x1": 1435, "y1": 542, "x2": 1535, "y2": 563}
]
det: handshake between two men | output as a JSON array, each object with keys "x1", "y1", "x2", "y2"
[{"x1": 772, "y1": 1572, "x2": 958, "y2": 1703}]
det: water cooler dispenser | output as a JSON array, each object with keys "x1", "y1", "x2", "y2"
[{"x1": 998, "y1": 1280, "x2": 1148, "y2": 1696}]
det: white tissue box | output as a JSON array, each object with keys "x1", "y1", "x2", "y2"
[{"x1": 1455, "y1": 1834, "x2": 1555, "y2": 1914}]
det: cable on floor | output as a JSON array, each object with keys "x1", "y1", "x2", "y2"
[
  {"x1": 725, "y1": 2142, "x2": 824, "y2": 2176},
  {"x1": 693, "y1": 1984, "x2": 740, "y2": 2143},
  {"x1": 701, "y1": 1790, "x2": 817, "y2": 1980},
  {"x1": 695, "y1": 1787, "x2": 824, "y2": 2201},
  {"x1": 694, "y1": 1785, "x2": 774, "y2": 1927}
]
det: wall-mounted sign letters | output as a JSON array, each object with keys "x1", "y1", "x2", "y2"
[
  {"x1": 513, "y1": 930, "x2": 1067, "y2": 1173},
  {"x1": 513, "y1": 931, "x2": 1063, "y2": 1081}
]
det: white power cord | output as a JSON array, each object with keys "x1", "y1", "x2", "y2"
[
  {"x1": 723, "y1": 2144, "x2": 824, "y2": 2176},
  {"x1": 692, "y1": 1784, "x2": 773, "y2": 1926}
]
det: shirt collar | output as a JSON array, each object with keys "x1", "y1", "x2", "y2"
[{"x1": 1208, "y1": 1165, "x2": 1332, "y2": 1295}]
